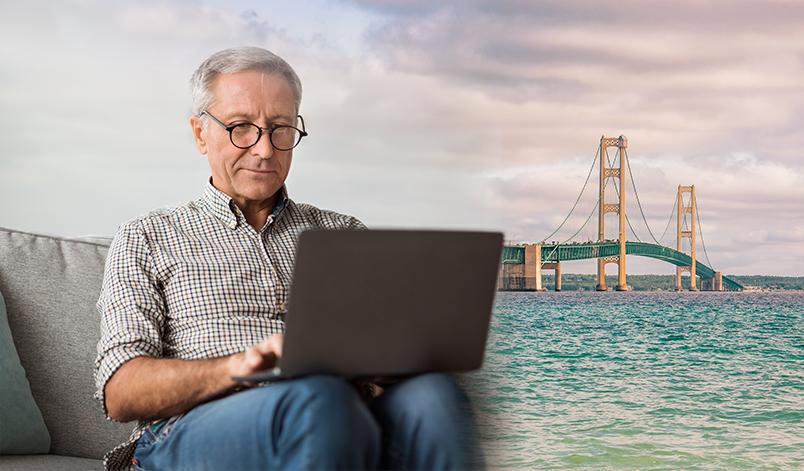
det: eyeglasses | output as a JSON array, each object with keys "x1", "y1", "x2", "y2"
[{"x1": 201, "y1": 110, "x2": 308, "y2": 151}]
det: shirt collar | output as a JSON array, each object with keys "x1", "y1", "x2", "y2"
[{"x1": 201, "y1": 177, "x2": 289, "y2": 230}]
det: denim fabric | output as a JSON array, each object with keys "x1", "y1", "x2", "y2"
[
  {"x1": 132, "y1": 373, "x2": 482, "y2": 470},
  {"x1": 371, "y1": 373, "x2": 483, "y2": 470}
]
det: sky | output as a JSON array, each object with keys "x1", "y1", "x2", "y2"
[{"x1": 1, "y1": 0, "x2": 802, "y2": 276}]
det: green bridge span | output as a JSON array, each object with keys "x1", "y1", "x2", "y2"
[{"x1": 501, "y1": 241, "x2": 743, "y2": 291}]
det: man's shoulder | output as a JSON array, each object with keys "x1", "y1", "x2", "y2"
[
  {"x1": 288, "y1": 200, "x2": 366, "y2": 230},
  {"x1": 115, "y1": 201, "x2": 201, "y2": 234}
]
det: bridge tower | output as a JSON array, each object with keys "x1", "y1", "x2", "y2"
[
  {"x1": 675, "y1": 185, "x2": 698, "y2": 291},
  {"x1": 596, "y1": 135, "x2": 628, "y2": 291}
]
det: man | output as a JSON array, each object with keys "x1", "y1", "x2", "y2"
[{"x1": 93, "y1": 47, "x2": 482, "y2": 470}]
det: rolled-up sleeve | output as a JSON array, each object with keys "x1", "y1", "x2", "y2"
[
  {"x1": 347, "y1": 216, "x2": 367, "y2": 230},
  {"x1": 93, "y1": 220, "x2": 165, "y2": 420}
]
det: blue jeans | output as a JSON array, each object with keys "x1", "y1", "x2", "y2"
[{"x1": 133, "y1": 373, "x2": 483, "y2": 470}]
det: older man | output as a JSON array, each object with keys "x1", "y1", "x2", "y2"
[{"x1": 93, "y1": 47, "x2": 482, "y2": 470}]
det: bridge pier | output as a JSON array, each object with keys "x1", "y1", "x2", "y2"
[
  {"x1": 596, "y1": 259, "x2": 607, "y2": 291},
  {"x1": 701, "y1": 272, "x2": 724, "y2": 291},
  {"x1": 597, "y1": 256, "x2": 626, "y2": 291},
  {"x1": 524, "y1": 243, "x2": 546, "y2": 291},
  {"x1": 556, "y1": 262, "x2": 562, "y2": 291},
  {"x1": 596, "y1": 257, "x2": 609, "y2": 291},
  {"x1": 543, "y1": 262, "x2": 562, "y2": 291},
  {"x1": 675, "y1": 269, "x2": 700, "y2": 291}
]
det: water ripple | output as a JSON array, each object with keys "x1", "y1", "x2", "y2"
[{"x1": 459, "y1": 292, "x2": 804, "y2": 469}]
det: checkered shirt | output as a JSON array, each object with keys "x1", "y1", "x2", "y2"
[{"x1": 93, "y1": 178, "x2": 365, "y2": 470}]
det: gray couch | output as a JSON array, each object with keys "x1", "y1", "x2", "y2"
[{"x1": 0, "y1": 227, "x2": 132, "y2": 470}]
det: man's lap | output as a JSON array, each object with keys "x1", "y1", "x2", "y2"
[{"x1": 133, "y1": 373, "x2": 480, "y2": 471}]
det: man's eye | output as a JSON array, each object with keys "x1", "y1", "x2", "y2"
[{"x1": 231, "y1": 124, "x2": 255, "y2": 135}]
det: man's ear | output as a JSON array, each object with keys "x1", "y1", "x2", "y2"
[{"x1": 190, "y1": 116, "x2": 208, "y2": 154}]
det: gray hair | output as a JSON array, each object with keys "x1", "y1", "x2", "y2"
[{"x1": 190, "y1": 46, "x2": 302, "y2": 118}]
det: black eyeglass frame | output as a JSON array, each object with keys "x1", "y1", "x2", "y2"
[{"x1": 200, "y1": 110, "x2": 308, "y2": 151}]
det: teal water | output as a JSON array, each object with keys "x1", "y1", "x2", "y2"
[{"x1": 461, "y1": 292, "x2": 803, "y2": 469}]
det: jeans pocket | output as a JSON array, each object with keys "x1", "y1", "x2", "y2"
[
  {"x1": 153, "y1": 413, "x2": 184, "y2": 443},
  {"x1": 136, "y1": 429, "x2": 154, "y2": 449},
  {"x1": 140, "y1": 413, "x2": 185, "y2": 448}
]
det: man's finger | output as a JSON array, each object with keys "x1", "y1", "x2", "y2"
[
  {"x1": 254, "y1": 337, "x2": 272, "y2": 354},
  {"x1": 259, "y1": 335, "x2": 281, "y2": 353},
  {"x1": 245, "y1": 347, "x2": 262, "y2": 368},
  {"x1": 269, "y1": 335, "x2": 283, "y2": 358}
]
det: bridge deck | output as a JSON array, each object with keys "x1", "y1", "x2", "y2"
[{"x1": 501, "y1": 242, "x2": 743, "y2": 290}]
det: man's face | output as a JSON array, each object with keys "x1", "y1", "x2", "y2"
[{"x1": 190, "y1": 70, "x2": 297, "y2": 207}]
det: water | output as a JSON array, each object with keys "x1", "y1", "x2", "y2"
[{"x1": 460, "y1": 292, "x2": 803, "y2": 469}]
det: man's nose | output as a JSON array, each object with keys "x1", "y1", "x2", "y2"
[{"x1": 250, "y1": 131, "x2": 274, "y2": 159}]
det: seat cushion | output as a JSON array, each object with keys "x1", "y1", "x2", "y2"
[
  {"x1": 0, "y1": 454, "x2": 104, "y2": 471},
  {"x1": 0, "y1": 288, "x2": 50, "y2": 454},
  {"x1": 0, "y1": 227, "x2": 132, "y2": 459}
]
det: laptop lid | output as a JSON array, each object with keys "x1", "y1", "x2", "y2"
[{"x1": 277, "y1": 229, "x2": 503, "y2": 379}]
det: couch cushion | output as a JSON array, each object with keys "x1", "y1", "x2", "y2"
[
  {"x1": 0, "y1": 227, "x2": 132, "y2": 459},
  {"x1": 0, "y1": 288, "x2": 50, "y2": 454},
  {"x1": 0, "y1": 454, "x2": 103, "y2": 471}
]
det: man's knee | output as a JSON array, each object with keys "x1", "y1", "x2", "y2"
[
  {"x1": 289, "y1": 374, "x2": 361, "y2": 404},
  {"x1": 385, "y1": 373, "x2": 471, "y2": 418},
  {"x1": 284, "y1": 375, "x2": 369, "y2": 419},
  {"x1": 267, "y1": 375, "x2": 381, "y2": 467}
]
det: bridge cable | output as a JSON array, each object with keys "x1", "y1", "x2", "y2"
[
  {"x1": 694, "y1": 196, "x2": 715, "y2": 268},
  {"x1": 562, "y1": 200, "x2": 600, "y2": 244},
  {"x1": 658, "y1": 196, "x2": 678, "y2": 245},
  {"x1": 541, "y1": 146, "x2": 607, "y2": 266},
  {"x1": 540, "y1": 145, "x2": 600, "y2": 242},
  {"x1": 542, "y1": 143, "x2": 634, "y2": 262},
  {"x1": 624, "y1": 149, "x2": 662, "y2": 244},
  {"x1": 541, "y1": 188, "x2": 604, "y2": 266},
  {"x1": 604, "y1": 147, "x2": 643, "y2": 242},
  {"x1": 541, "y1": 244, "x2": 560, "y2": 267}
]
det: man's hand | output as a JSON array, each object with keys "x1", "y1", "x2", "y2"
[{"x1": 227, "y1": 334, "x2": 284, "y2": 379}]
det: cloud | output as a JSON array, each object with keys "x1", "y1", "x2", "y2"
[
  {"x1": 1, "y1": 0, "x2": 802, "y2": 274},
  {"x1": 346, "y1": 0, "x2": 804, "y2": 165}
]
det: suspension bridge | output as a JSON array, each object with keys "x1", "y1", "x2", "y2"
[{"x1": 499, "y1": 135, "x2": 743, "y2": 292}]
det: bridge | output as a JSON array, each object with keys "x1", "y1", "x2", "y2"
[{"x1": 500, "y1": 135, "x2": 742, "y2": 291}]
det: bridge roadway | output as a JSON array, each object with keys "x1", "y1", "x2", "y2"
[{"x1": 501, "y1": 241, "x2": 743, "y2": 290}]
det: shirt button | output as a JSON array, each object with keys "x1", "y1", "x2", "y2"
[
  {"x1": 228, "y1": 221, "x2": 236, "y2": 229},
  {"x1": 279, "y1": 302, "x2": 287, "y2": 312}
]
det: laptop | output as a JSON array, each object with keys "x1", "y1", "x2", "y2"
[{"x1": 232, "y1": 229, "x2": 502, "y2": 384}]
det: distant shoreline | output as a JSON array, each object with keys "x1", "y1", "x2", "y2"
[{"x1": 519, "y1": 274, "x2": 804, "y2": 291}]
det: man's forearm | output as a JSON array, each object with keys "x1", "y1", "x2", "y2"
[{"x1": 104, "y1": 354, "x2": 238, "y2": 423}]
